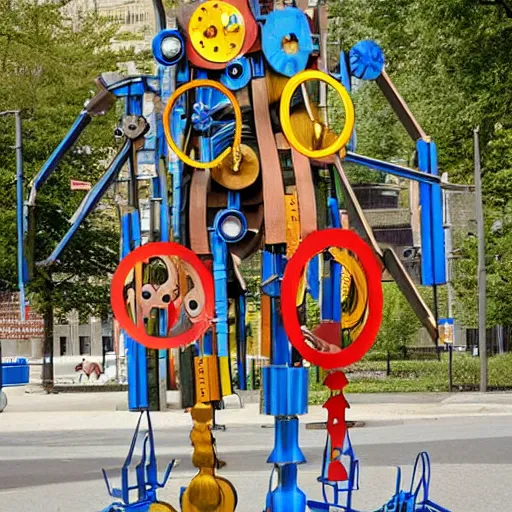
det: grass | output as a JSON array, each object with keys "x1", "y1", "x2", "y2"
[{"x1": 307, "y1": 352, "x2": 512, "y2": 404}]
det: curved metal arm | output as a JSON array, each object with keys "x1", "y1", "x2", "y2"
[
  {"x1": 152, "y1": 0, "x2": 166, "y2": 32},
  {"x1": 36, "y1": 139, "x2": 133, "y2": 267}
]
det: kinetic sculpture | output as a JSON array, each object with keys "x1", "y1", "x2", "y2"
[{"x1": 17, "y1": 0, "x2": 457, "y2": 510}]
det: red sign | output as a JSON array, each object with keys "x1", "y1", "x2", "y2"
[
  {"x1": 0, "y1": 292, "x2": 44, "y2": 340},
  {"x1": 70, "y1": 180, "x2": 92, "y2": 190}
]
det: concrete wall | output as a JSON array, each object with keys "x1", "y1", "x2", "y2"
[{"x1": 53, "y1": 311, "x2": 113, "y2": 358}]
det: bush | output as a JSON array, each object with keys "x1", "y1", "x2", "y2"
[{"x1": 308, "y1": 353, "x2": 512, "y2": 400}]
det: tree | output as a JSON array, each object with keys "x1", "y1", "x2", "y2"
[
  {"x1": 0, "y1": 1, "x2": 136, "y2": 321},
  {"x1": 332, "y1": 0, "x2": 512, "y2": 329},
  {"x1": 372, "y1": 282, "x2": 420, "y2": 357}
]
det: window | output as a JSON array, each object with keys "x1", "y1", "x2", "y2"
[
  {"x1": 60, "y1": 337, "x2": 67, "y2": 356},
  {"x1": 102, "y1": 336, "x2": 113, "y2": 353},
  {"x1": 79, "y1": 336, "x2": 91, "y2": 356}
]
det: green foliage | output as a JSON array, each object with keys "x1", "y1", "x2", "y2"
[
  {"x1": 453, "y1": 125, "x2": 512, "y2": 326},
  {"x1": 115, "y1": 31, "x2": 145, "y2": 42},
  {"x1": 305, "y1": 293, "x2": 320, "y2": 330},
  {"x1": 0, "y1": 1, "x2": 135, "y2": 319},
  {"x1": 332, "y1": 0, "x2": 512, "y2": 328},
  {"x1": 372, "y1": 282, "x2": 421, "y2": 356},
  {"x1": 309, "y1": 353, "x2": 512, "y2": 399}
]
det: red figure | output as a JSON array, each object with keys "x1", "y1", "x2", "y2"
[{"x1": 323, "y1": 371, "x2": 350, "y2": 481}]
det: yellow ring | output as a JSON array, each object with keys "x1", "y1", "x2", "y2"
[
  {"x1": 279, "y1": 70, "x2": 355, "y2": 159},
  {"x1": 329, "y1": 247, "x2": 368, "y2": 330},
  {"x1": 163, "y1": 79, "x2": 242, "y2": 170}
]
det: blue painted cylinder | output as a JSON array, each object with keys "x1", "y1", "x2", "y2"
[
  {"x1": 267, "y1": 464, "x2": 307, "y2": 512},
  {"x1": 262, "y1": 366, "x2": 308, "y2": 416},
  {"x1": 268, "y1": 417, "x2": 306, "y2": 464}
]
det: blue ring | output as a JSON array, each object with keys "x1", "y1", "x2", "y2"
[
  {"x1": 152, "y1": 30, "x2": 185, "y2": 67},
  {"x1": 220, "y1": 57, "x2": 252, "y2": 91},
  {"x1": 214, "y1": 209, "x2": 247, "y2": 243}
]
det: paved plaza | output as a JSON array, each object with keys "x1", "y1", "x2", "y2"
[{"x1": 2, "y1": 389, "x2": 512, "y2": 511}]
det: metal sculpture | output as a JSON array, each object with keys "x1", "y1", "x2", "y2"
[
  {"x1": 180, "y1": 402, "x2": 236, "y2": 512},
  {"x1": 100, "y1": 411, "x2": 177, "y2": 512},
  {"x1": 16, "y1": 0, "x2": 461, "y2": 510}
]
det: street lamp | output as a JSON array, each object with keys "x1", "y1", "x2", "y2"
[{"x1": 0, "y1": 110, "x2": 25, "y2": 320}]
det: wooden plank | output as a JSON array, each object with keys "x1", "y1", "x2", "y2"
[
  {"x1": 292, "y1": 148, "x2": 317, "y2": 238},
  {"x1": 189, "y1": 168, "x2": 211, "y2": 255},
  {"x1": 252, "y1": 78, "x2": 287, "y2": 244},
  {"x1": 260, "y1": 294, "x2": 272, "y2": 358},
  {"x1": 376, "y1": 70, "x2": 427, "y2": 142}
]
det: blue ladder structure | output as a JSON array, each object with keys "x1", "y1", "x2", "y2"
[
  {"x1": 308, "y1": 434, "x2": 450, "y2": 512},
  {"x1": 100, "y1": 411, "x2": 176, "y2": 512}
]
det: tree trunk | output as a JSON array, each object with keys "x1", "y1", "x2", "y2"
[{"x1": 41, "y1": 276, "x2": 54, "y2": 392}]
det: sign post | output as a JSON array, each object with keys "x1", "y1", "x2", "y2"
[{"x1": 439, "y1": 318, "x2": 454, "y2": 391}]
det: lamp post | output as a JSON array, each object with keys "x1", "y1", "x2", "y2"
[
  {"x1": 0, "y1": 110, "x2": 25, "y2": 320},
  {"x1": 474, "y1": 127, "x2": 487, "y2": 392}
]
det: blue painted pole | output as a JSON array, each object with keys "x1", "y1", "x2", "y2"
[
  {"x1": 417, "y1": 140, "x2": 434, "y2": 286},
  {"x1": 29, "y1": 112, "x2": 91, "y2": 201},
  {"x1": 122, "y1": 208, "x2": 148, "y2": 411},
  {"x1": 14, "y1": 112, "x2": 26, "y2": 320},
  {"x1": 429, "y1": 142, "x2": 446, "y2": 285},
  {"x1": 236, "y1": 294, "x2": 247, "y2": 390},
  {"x1": 328, "y1": 197, "x2": 342, "y2": 324},
  {"x1": 263, "y1": 247, "x2": 306, "y2": 512},
  {"x1": 210, "y1": 231, "x2": 229, "y2": 358}
]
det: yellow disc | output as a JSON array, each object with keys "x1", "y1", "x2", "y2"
[
  {"x1": 211, "y1": 144, "x2": 260, "y2": 190},
  {"x1": 188, "y1": 0, "x2": 246, "y2": 63},
  {"x1": 163, "y1": 79, "x2": 243, "y2": 170},
  {"x1": 279, "y1": 70, "x2": 355, "y2": 159}
]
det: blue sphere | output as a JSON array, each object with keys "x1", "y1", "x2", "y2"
[{"x1": 349, "y1": 40, "x2": 385, "y2": 80}]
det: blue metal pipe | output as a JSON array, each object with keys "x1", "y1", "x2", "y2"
[
  {"x1": 121, "y1": 210, "x2": 148, "y2": 411},
  {"x1": 429, "y1": 142, "x2": 446, "y2": 285},
  {"x1": 327, "y1": 197, "x2": 341, "y2": 323},
  {"x1": 417, "y1": 140, "x2": 434, "y2": 286},
  {"x1": 15, "y1": 112, "x2": 26, "y2": 320},
  {"x1": 210, "y1": 230, "x2": 229, "y2": 357},
  {"x1": 267, "y1": 417, "x2": 306, "y2": 464},
  {"x1": 268, "y1": 463, "x2": 306, "y2": 512},
  {"x1": 236, "y1": 294, "x2": 247, "y2": 390},
  {"x1": 345, "y1": 151, "x2": 442, "y2": 186},
  {"x1": 28, "y1": 111, "x2": 91, "y2": 205},
  {"x1": 37, "y1": 140, "x2": 132, "y2": 267}
]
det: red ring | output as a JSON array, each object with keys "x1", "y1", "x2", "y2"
[
  {"x1": 281, "y1": 229, "x2": 383, "y2": 369},
  {"x1": 111, "y1": 242, "x2": 214, "y2": 350}
]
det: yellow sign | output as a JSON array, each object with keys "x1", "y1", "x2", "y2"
[
  {"x1": 194, "y1": 356, "x2": 221, "y2": 403},
  {"x1": 285, "y1": 192, "x2": 301, "y2": 258},
  {"x1": 439, "y1": 318, "x2": 454, "y2": 345}
]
